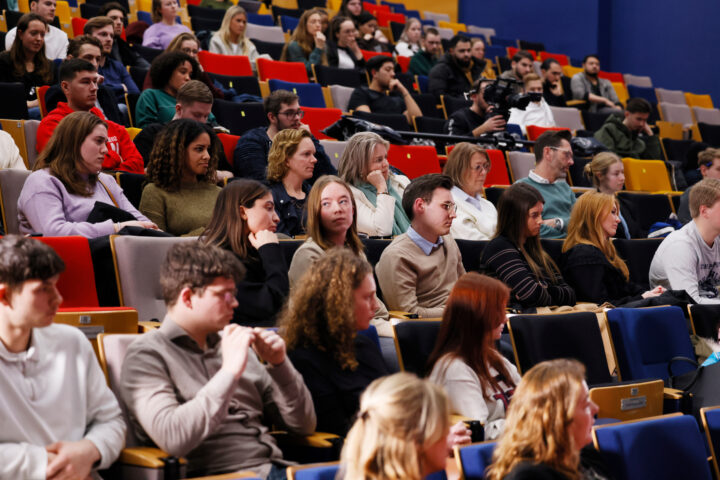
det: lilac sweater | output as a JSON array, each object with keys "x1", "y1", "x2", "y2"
[
  {"x1": 17, "y1": 169, "x2": 149, "y2": 238},
  {"x1": 141, "y1": 23, "x2": 191, "y2": 50}
]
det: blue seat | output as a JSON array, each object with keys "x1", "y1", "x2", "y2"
[
  {"x1": 420, "y1": 19, "x2": 435, "y2": 26},
  {"x1": 416, "y1": 74, "x2": 429, "y2": 94},
  {"x1": 136, "y1": 10, "x2": 152, "y2": 24},
  {"x1": 247, "y1": 13, "x2": 274, "y2": 26},
  {"x1": 281, "y1": 15, "x2": 300, "y2": 33},
  {"x1": 391, "y1": 320, "x2": 441, "y2": 376},
  {"x1": 491, "y1": 37, "x2": 516, "y2": 47},
  {"x1": 404, "y1": 9, "x2": 421, "y2": 19},
  {"x1": 456, "y1": 442, "x2": 496, "y2": 480},
  {"x1": 593, "y1": 414, "x2": 713, "y2": 480},
  {"x1": 358, "y1": 324, "x2": 381, "y2": 351},
  {"x1": 289, "y1": 463, "x2": 339, "y2": 480},
  {"x1": 485, "y1": 44, "x2": 507, "y2": 61},
  {"x1": 381, "y1": 0, "x2": 406, "y2": 12},
  {"x1": 605, "y1": 306, "x2": 696, "y2": 381},
  {"x1": 628, "y1": 85, "x2": 658, "y2": 105},
  {"x1": 268, "y1": 79, "x2": 326, "y2": 108},
  {"x1": 701, "y1": 406, "x2": 720, "y2": 477},
  {"x1": 506, "y1": 123, "x2": 525, "y2": 140}
]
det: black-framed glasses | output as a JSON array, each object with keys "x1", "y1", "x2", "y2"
[
  {"x1": 549, "y1": 146, "x2": 573, "y2": 159},
  {"x1": 278, "y1": 109, "x2": 304, "y2": 119}
]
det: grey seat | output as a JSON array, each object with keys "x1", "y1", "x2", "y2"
[
  {"x1": 329, "y1": 84, "x2": 355, "y2": 113},
  {"x1": 623, "y1": 74, "x2": 652, "y2": 88},
  {"x1": 660, "y1": 102, "x2": 694, "y2": 128},
  {"x1": 656, "y1": 87, "x2": 686, "y2": 105},
  {"x1": 0, "y1": 168, "x2": 31, "y2": 234},
  {"x1": 693, "y1": 106, "x2": 720, "y2": 126},
  {"x1": 23, "y1": 120, "x2": 40, "y2": 169},
  {"x1": 422, "y1": 11, "x2": 450, "y2": 23},
  {"x1": 549, "y1": 106, "x2": 585, "y2": 131},
  {"x1": 506, "y1": 151, "x2": 535, "y2": 182},
  {"x1": 245, "y1": 23, "x2": 285, "y2": 43},
  {"x1": 467, "y1": 25, "x2": 495, "y2": 40},
  {"x1": 319, "y1": 140, "x2": 348, "y2": 169}
]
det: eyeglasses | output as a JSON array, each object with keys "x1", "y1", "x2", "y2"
[
  {"x1": 549, "y1": 146, "x2": 573, "y2": 159},
  {"x1": 278, "y1": 109, "x2": 304, "y2": 119},
  {"x1": 439, "y1": 202, "x2": 457, "y2": 213},
  {"x1": 471, "y1": 162, "x2": 491, "y2": 173}
]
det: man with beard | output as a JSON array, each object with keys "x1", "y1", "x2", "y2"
[
  {"x1": 570, "y1": 54, "x2": 622, "y2": 113},
  {"x1": 499, "y1": 50, "x2": 534, "y2": 94},
  {"x1": 232, "y1": 89, "x2": 337, "y2": 181},
  {"x1": 428, "y1": 34, "x2": 484, "y2": 99},
  {"x1": 408, "y1": 27, "x2": 442, "y2": 76},
  {"x1": 445, "y1": 77, "x2": 506, "y2": 137},
  {"x1": 540, "y1": 58, "x2": 572, "y2": 107}
]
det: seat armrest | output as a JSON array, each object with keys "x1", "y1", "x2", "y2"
[{"x1": 120, "y1": 447, "x2": 187, "y2": 468}]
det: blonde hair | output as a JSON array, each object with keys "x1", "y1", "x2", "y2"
[
  {"x1": 487, "y1": 359, "x2": 586, "y2": 480},
  {"x1": 443, "y1": 142, "x2": 489, "y2": 192},
  {"x1": 341, "y1": 372, "x2": 450, "y2": 480},
  {"x1": 562, "y1": 191, "x2": 629, "y2": 280},
  {"x1": 305, "y1": 175, "x2": 364, "y2": 255},
  {"x1": 338, "y1": 132, "x2": 389, "y2": 185},
  {"x1": 398, "y1": 17, "x2": 422, "y2": 44},
  {"x1": 690, "y1": 178, "x2": 720, "y2": 219},
  {"x1": 583, "y1": 151, "x2": 622, "y2": 189},
  {"x1": 522, "y1": 72, "x2": 541, "y2": 86},
  {"x1": 266, "y1": 128, "x2": 313, "y2": 182},
  {"x1": 217, "y1": 5, "x2": 250, "y2": 54}
]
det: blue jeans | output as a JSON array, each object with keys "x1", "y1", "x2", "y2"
[{"x1": 266, "y1": 464, "x2": 287, "y2": 480}]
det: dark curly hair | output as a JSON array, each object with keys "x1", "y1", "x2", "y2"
[
  {"x1": 149, "y1": 51, "x2": 200, "y2": 90},
  {"x1": 146, "y1": 119, "x2": 219, "y2": 192},
  {"x1": 280, "y1": 248, "x2": 372, "y2": 371}
]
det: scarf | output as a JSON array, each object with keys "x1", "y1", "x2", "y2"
[{"x1": 355, "y1": 178, "x2": 411, "y2": 235}]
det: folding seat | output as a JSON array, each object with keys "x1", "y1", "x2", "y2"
[
  {"x1": 611, "y1": 238, "x2": 662, "y2": 287},
  {"x1": 363, "y1": 2, "x2": 389, "y2": 15},
  {"x1": 287, "y1": 461, "x2": 340, "y2": 480},
  {"x1": 518, "y1": 39, "x2": 544, "y2": 52},
  {"x1": 71, "y1": 16, "x2": 87, "y2": 36},
  {"x1": 197, "y1": 50, "x2": 253, "y2": 77},
  {"x1": 268, "y1": 79, "x2": 325, "y2": 107},
  {"x1": 187, "y1": 4, "x2": 224, "y2": 19},
  {"x1": 484, "y1": 149, "x2": 511, "y2": 186},
  {"x1": 391, "y1": 320, "x2": 442, "y2": 375},
  {"x1": 436, "y1": 26, "x2": 454, "y2": 40},
  {"x1": 135, "y1": 10, "x2": 153, "y2": 24},
  {"x1": 190, "y1": 15, "x2": 220, "y2": 32},
  {"x1": 256, "y1": 58, "x2": 309, "y2": 83},
  {"x1": 549, "y1": 106, "x2": 584, "y2": 131},
  {"x1": 702, "y1": 406, "x2": 720, "y2": 479},
  {"x1": 21, "y1": 119, "x2": 40, "y2": 168},
  {"x1": 581, "y1": 110, "x2": 612, "y2": 133},
  {"x1": 422, "y1": 11, "x2": 450, "y2": 23},
  {"x1": 538, "y1": 51, "x2": 569, "y2": 66},
  {"x1": 692, "y1": 106, "x2": 720, "y2": 126},
  {"x1": 129, "y1": 66, "x2": 149, "y2": 91},
  {"x1": 661, "y1": 138, "x2": 695, "y2": 163},
  {"x1": 507, "y1": 46, "x2": 536, "y2": 59},
  {"x1": 297, "y1": 0, "x2": 326, "y2": 8},
  {"x1": 353, "y1": 110, "x2": 411, "y2": 131},
  {"x1": 466, "y1": 25, "x2": 495, "y2": 40},
  {"x1": 132, "y1": 44, "x2": 163, "y2": 63},
  {"x1": 387, "y1": 144, "x2": 441, "y2": 178},
  {"x1": 247, "y1": 12, "x2": 275, "y2": 26},
  {"x1": 484, "y1": 44, "x2": 506, "y2": 61},
  {"x1": 360, "y1": 49, "x2": 392, "y2": 62},
  {"x1": 659, "y1": 102, "x2": 693, "y2": 128},
  {"x1": 656, "y1": 120, "x2": 685, "y2": 140},
  {"x1": 685, "y1": 92, "x2": 713, "y2": 109},
  {"x1": 410, "y1": 93, "x2": 442, "y2": 118},
  {"x1": 328, "y1": 84, "x2": 354, "y2": 112},
  {"x1": 437, "y1": 20, "x2": 466, "y2": 35},
  {"x1": 318, "y1": 139, "x2": 348, "y2": 169},
  {"x1": 300, "y1": 106, "x2": 342, "y2": 140},
  {"x1": 270, "y1": 5, "x2": 301, "y2": 20},
  {"x1": 598, "y1": 70, "x2": 624, "y2": 84},
  {"x1": 237, "y1": 0, "x2": 262, "y2": 12},
  {"x1": 627, "y1": 85, "x2": 658, "y2": 104},
  {"x1": 415, "y1": 74, "x2": 429, "y2": 94},
  {"x1": 621, "y1": 157, "x2": 673, "y2": 192},
  {"x1": 396, "y1": 55, "x2": 411, "y2": 73},
  {"x1": 525, "y1": 125, "x2": 570, "y2": 142},
  {"x1": 612, "y1": 82, "x2": 629, "y2": 107},
  {"x1": 413, "y1": 116, "x2": 446, "y2": 134},
  {"x1": 506, "y1": 151, "x2": 535, "y2": 183},
  {"x1": 217, "y1": 133, "x2": 240, "y2": 168},
  {"x1": 80, "y1": 2, "x2": 100, "y2": 18},
  {"x1": 211, "y1": 100, "x2": 266, "y2": 135},
  {"x1": 0, "y1": 168, "x2": 30, "y2": 234},
  {"x1": 489, "y1": 36, "x2": 515, "y2": 47},
  {"x1": 615, "y1": 191, "x2": 673, "y2": 232},
  {"x1": 440, "y1": 95, "x2": 471, "y2": 119},
  {"x1": 623, "y1": 73, "x2": 653, "y2": 87},
  {"x1": 687, "y1": 304, "x2": 720, "y2": 340},
  {"x1": 656, "y1": 87, "x2": 687, "y2": 105},
  {"x1": 207, "y1": 72, "x2": 261, "y2": 97},
  {"x1": 280, "y1": 14, "x2": 300, "y2": 33},
  {"x1": 562, "y1": 64, "x2": 583, "y2": 78},
  {"x1": 0, "y1": 82, "x2": 29, "y2": 119},
  {"x1": 377, "y1": 10, "x2": 404, "y2": 27},
  {"x1": 312, "y1": 64, "x2": 364, "y2": 87},
  {"x1": 245, "y1": 23, "x2": 285, "y2": 43},
  {"x1": 699, "y1": 122, "x2": 720, "y2": 147},
  {"x1": 454, "y1": 441, "x2": 496, "y2": 480}
]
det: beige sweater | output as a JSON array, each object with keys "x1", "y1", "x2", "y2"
[{"x1": 375, "y1": 233, "x2": 465, "y2": 318}]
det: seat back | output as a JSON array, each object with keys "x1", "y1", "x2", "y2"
[
  {"x1": 217, "y1": 133, "x2": 240, "y2": 167},
  {"x1": 247, "y1": 12, "x2": 275, "y2": 26},
  {"x1": 615, "y1": 191, "x2": 673, "y2": 232},
  {"x1": 484, "y1": 149, "x2": 511, "y2": 186},
  {"x1": 319, "y1": 140, "x2": 347, "y2": 169},
  {"x1": 525, "y1": 125, "x2": 570, "y2": 142},
  {"x1": 688, "y1": 304, "x2": 720, "y2": 339},
  {"x1": 313, "y1": 65, "x2": 363, "y2": 88},
  {"x1": 455, "y1": 441, "x2": 496, "y2": 480},
  {"x1": 280, "y1": 14, "x2": 300, "y2": 33},
  {"x1": 606, "y1": 306, "x2": 696, "y2": 381},
  {"x1": 627, "y1": 85, "x2": 657, "y2": 105},
  {"x1": 36, "y1": 236, "x2": 100, "y2": 307},
  {"x1": 111, "y1": 236, "x2": 197, "y2": 321},
  {"x1": 656, "y1": 88, "x2": 687, "y2": 105},
  {"x1": 268, "y1": 79, "x2": 325, "y2": 107},
  {"x1": 692, "y1": 107, "x2": 720, "y2": 126},
  {"x1": 257, "y1": 58, "x2": 309, "y2": 83},
  {"x1": 660, "y1": 102, "x2": 693, "y2": 126},
  {"x1": 387, "y1": 144, "x2": 440, "y2": 179},
  {"x1": 391, "y1": 320, "x2": 441, "y2": 375},
  {"x1": 0, "y1": 82, "x2": 30, "y2": 119},
  {"x1": 508, "y1": 311, "x2": 612, "y2": 384},
  {"x1": 422, "y1": 11, "x2": 450, "y2": 23},
  {"x1": 621, "y1": 158, "x2": 672, "y2": 192},
  {"x1": 212, "y1": 100, "x2": 266, "y2": 136},
  {"x1": 624, "y1": 74, "x2": 653, "y2": 88},
  {"x1": 506, "y1": 151, "x2": 535, "y2": 182},
  {"x1": 287, "y1": 461, "x2": 340, "y2": 480},
  {"x1": 353, "y1": 110, "x2": 410, "y2": 131},
  {"x1": 302, "y1": 106, "x2": 342, "y2": 140},
  {"x1": 538, "y1": 51, "x2": 569, "y2": 65},
  {"x1": 467, "y1": 25, "x2": 495, "y2": 39},
  {"x1": 612, "y1": 238, "x2": 662, "y2": 288},
  {"x1": 549, "y1": 106, "x2": 584, "y2": 131},
  {"x1": 685, "y1": 93, "x2": 714, "y2": 109},
  {"x1": 699, "y1": 122, "x2": 720, "y2": 147},
  {"x1": 581, "y1": 110, "x2": 612, "y2": 133},
  {"x1": 593, "y1": 414, "x2": 713, "y2": 480},
  {"x1": 254, "y1": 38, "x2": 285, "y2": 60},
  {"x1": 197, "y1": 50, "x2": 253, "y2": 76},
  {"x1": 0, "y1": 119, "x2": 30, "y2": 168},
  {"x1": 413, "y1": 116, "x2": 446, "y2": 134},
  {"x1": 22, "y1": 119, "x2": 40, "y2": 168},
  {"x1": 440, "y1": 95, "x2": 472, "y2": 118},
  {"x1": 656, "y1": 120, "x2": 685, "y2": 140},
  {"x1": 246, "y1": 23, "x2": 286, "y2": 43},
  {"x1": 701, "y1": 406, "x2": 720, "y2": 479},
  {"x1": 208, "y1": 73, "x2": 262, "y2": 97}
]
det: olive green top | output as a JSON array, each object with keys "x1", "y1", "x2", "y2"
[{"x1": 139, "y1": 182, "x2": 221, "y2": 237}]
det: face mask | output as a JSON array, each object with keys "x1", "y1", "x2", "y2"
[{"x1": 528, "y1": 92, "x2": 543, "y2": 103}]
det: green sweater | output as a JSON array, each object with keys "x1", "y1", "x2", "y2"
[
  {"x1": 135, "y1": 89, "x2": 217, "y2": 129},
  {"x1": 139, "y1": 182, "x2": 221, "y2": 236},
  {"x1": 198, "y1": 0, "x2": 231, "y2": 9},
  {"x1": 594, "y1": 113, "x2": 663, "y2": 160},
  {"x1": 285, "y1": 41, "x2": 324, "y2": 74},
  {"x1": 409, "y1": 50, "x2": 437, "y2": 76},
  {"x1": 516, "y1": 175, "x2": 576, "y2": 239}
]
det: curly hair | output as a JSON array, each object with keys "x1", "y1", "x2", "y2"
[
  {"x1": 266, "y1": 128, "x2": 313, "y2": 183},
  {"x1": 149, "y1": 51, "x2": 200, "y2": 90},
  {"x1": 146, "y1": 119, "x2": 219, "y2": 192},
  {"x1": 280, "y1": 248, "x2": 372, "y2": 370},
  {"x1": 10, "y1": 13, "x2": 52, "y2": 84}
]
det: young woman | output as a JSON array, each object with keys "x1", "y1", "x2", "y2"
[
  {"x1": 17, "y1": 112, "x2": 156, "y2": 237},
  {"x1": 341, "y1": 372, "x2": 452, "y2": 480},
  {"x1": 584, "y1": 151, "x2": 642, "y2": 238},
  {"x1": 142, "y1": 0, "x2": 191, "y2": 50},
  {"x1": 0, "y1": 13, "x2": 55, "y2": 120},
  {"x1": 266, "y1": 128, "x2": 317, "y2": 237},
  {"x1": 428, "y1": 273, "x2": 521, "y2": 440},
  {"x1": 561, "y1": 191, "x2": 663, "y2": 305},
  {"x1": 338, "y1": 0, "x2": 389, "y2": 43},
  {"x1": 135, "y1": 51, "x2": 200, "y2": 128},
  {"x1": 444, "y1": 142, "x2": 498, "y2": 240},
  {"x1": 470, "y1": 37, "x2": 496, "y2": 79},
  {"x1": 281, "y1": 8, "x2": 327, "y2": 74},
  {"x1": 480, "y1": 182, "x2": 576, "y2": 310},
  {"x1": 200, "y1": 179, "x2": 289, "y2": 327},
  {"x1": 326, "y1": 16, "x2": 365, "y2": 69},
  {"x1": 355, "y1": 12, "x2": 390, "y2": 53},
  {"x1": 487, "y1": 359, "x2": 610, "y2": 480},
  {"x1": 140, "y1": 119, "x2": 221, "y2": 236},
  {"x1": 394, "y1": 17, "x2": 422, "y2": 57},
  {"x1": 208, "y1": 6, "x2": 260, "y2": 65},
  {"x1": 338, "y1": 132, "x2": 410, "y2": 237}
]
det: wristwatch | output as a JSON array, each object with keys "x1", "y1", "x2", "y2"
[{"x1": 553, "y1": 218, "x2": 562, "y2": 230}]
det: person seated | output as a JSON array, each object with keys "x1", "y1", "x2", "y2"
[
  {"x1": 480, "y1": 182, "x2": 576, "y2": 311},
  {"x1": 428, "y1": 34, "x2": 484, "y2": 99},
  {"x1": 561, "y1": 191, "x2": 665, "y2": 305},
  {"x1": 679, "y1": 148, "x2": 720, "y2": 224},
  {"x1": 99, "y1": 2, "x2": 150, "y2": 68},
  {"x1": 141, "y1": 0, "x2": 191, "y2": 50},
  {"x1": 486, "y1": 359, "x2": 612, "y2": 480},
  {"x1": 281, "y1": 8, "x2": 327, "y2": 75},
  {"x1": 287, "y1": 175, "x2": 392, "y2": 337},
  {"x1": 120, "y1": 241, "x2": 315, "y2": 478},
  {"x1": 282, "y1": 248, "x2": 389, "y2": 436},
  {"x1": 326, "y1": 15, "x2": 365, "y2": 69},
  {"x1": 0, "y1": 129, "x2": 27, "y2": 169},
  {"x1": 408, "y1": 27, "x2": 442, "y2": 76},
  {"x1": 0, "y1": 235, "x2": 125, "y2": 478},
  {"x1": 208, "y1": 6, "x2": 261, "y2": 67},
  {"x1": 4, "y1": 0, "x2": 68, "y2": 60},
  {"x1": 376, "y1": 174, "x2": 466, "y2": 317},
  {"x1": 232, "y1": 89, "x2": 336, "y2": 181},
  {"x1": 394, "y1": 18, "x2": 422, "y2": 57},
  {"x1": 594, "y1": 97, "x2": 663, "y2": 159},
  {"x1": 0, "y1": 14, "x2": 56, "y2": 120},
  {"x1": 348, "y1": 55, "x2": 422, "y2": 124},
  {"x1": 445, "y1": 77, "x2": 506, "y2": 137},
  {"x1": 341, "y1": 373, "x2": 471, "y2": 480},
  {"x1": 584, "y1": 151, "x2": 643, "y2": 238},
  {"x1": 19, "y1": 112, "x2": 156, "y2": 237},
  {"x1": 338, "y1": 132, "x2": 411, "y2": 237},
  {"x1": 650, "y1": 178, "x2": 720, "y2": 304},
  {"x1": 540, "y1": 58, "x2": 571, "y2": 107},
  {"x1": 508, "y1": 73, "x2": 556, "y2": 135},
  {"x1": 37, "y1": 59, "x2": 145, "y2": 174},
  {"x1": 570, "y1": 54, "x2": 622, "y2": 114},
  {"x1": 355, "y1": 12, "x2": 391, "y2": 53},
  {"x1": 428, "y1": 273, "x2": 521, "y2": 440},
  {"x1": 266, "y1": 128, "x2": 316, "y2": 237},
  {"x1": 200, "y1": 179, "x2": 289, "y2": 327},
  {"x1": 140, "y1": 119, "x2": 221, "y2": 236},
  {"x1": 470, "y1": 37, "x2": 496, "y2": 79},
  {"x1": 498, "y1": 50, "x2": 534, "y2": 94},
  {"x1": 444, "y1": 142, "x2": 497, "y2": 240},
  {"x1": 200, "y1": 0, "x2": 232, "y2": 9},
  {"x1": 516, "y1": 129, "x2": 576, "y2": 239}
]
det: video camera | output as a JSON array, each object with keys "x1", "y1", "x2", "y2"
[{"x1": 482, "y1": 77, "x2": 532, "y2": 122}]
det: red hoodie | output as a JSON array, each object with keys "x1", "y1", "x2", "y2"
[{"x1": 36, "y1": 103, "x2": 145, "y2": 174}]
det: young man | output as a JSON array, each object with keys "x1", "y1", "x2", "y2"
[
  {"x1": 650, "y1": 178, "x2": 720, "y2": 304},
  {"x1": 507, "y1": 73, "x2": 556, "y2": 134},
  {"x1": 445, "y1": 77, "x2": 506, "y2": 137},
  {"x1": 428, "y1": 34, "x2": 485, "y2": 98},
  {"x1": 232, "y1": 89, "x2": 337, "y2": 181},
  {"x1": 348, "y1": 55, "x2": 422, "y2": 123},
  {"x1": 408, "y1": 27, "x2": 442, "y2": 76},
  {"x1": 570, "y1": 54, "x2": 622, "y2": 113},
  {"x1": 37, "y1": 58, "x2": 145, "y2": 173},
  {"x1": 540, "y1": 58, "x2": 571, "y2": 107},
  {"x1": 594, "y1": 97, "x2": 662, "y2": 159},
  {"x1": 0, "y1": 235, "x2": 125, "y2": 478},
  {"x1": 99, "y1": 1, "x2": 150, "y2": 68},
  {"x1": 678, "y1": 149, "x2": 720, "y2": 224},
  {"x1": 5, "y1": 0, "x2": 68, "y2": 59},
  {"x1": 498, "y1": 50, "x2": 534, "y2": 94},
  {"x1": 375, "y1": 174, "x2": 465, "y2": 317},
  {"x1": 516, "y1": 129, "x2": 575, "y2": 239},
  {"x1": 120, "y1": 242, "x2": 315, "y2": 478}
]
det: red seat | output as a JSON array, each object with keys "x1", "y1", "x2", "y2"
[
  {"x1": 197, "y1": 51, "x2": 253, "y2": 77},
  {"x1": 396, "y1": 55, "x2": 410, "y2": 73},
  {"x1": 217, "y1": 133, "x2": 240, "y2": 167},
  {"x1": 507, "y1": 46, "x2": 537, "y2": 59},
  {"x1": 35, "y1": 236, "x2": 102, "y2": 307},
  {"x1": 538, "y1": 51, "x2": 570, "y2": 66},
  {"x1": 37, "y1": 85, "x2": 50, "y2": 118},
  {"x1": 72, "y1": 17, "x2": 87, "y2": 37},
  {"x1": 186, "y1": 0, "x2": 201, "y2": 5},
  {"x1": 363, "y1": 2, "x2": 390, "y2": 15},
  {"x1": 302, "y1": 107, "x2": 342, "y2": 140},
  {"x1": 387, "y1": 144, "x2": 441, "y2": 179},
  {"x1": 377, "y1": 10, "x2": 405, "y2": 27},
  {"x1": 599, "y1": 70, "x2": 625, "y2": 85},
  {"x1": 484, "y1": 149, "x2": 512, "y2": 186},
  {"x1": 360, "y1": 49, "x2": 392, "y2": 62},
  {"x1": 256, "y1": 58, "x2": 309, "y2": 83},
  {"x1": 525, "y1": 125, "x2": 571, "y2": 142}
]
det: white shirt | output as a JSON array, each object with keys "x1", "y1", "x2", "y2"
[
  {"x1": 450, "y1": 186, "x2": 498, "y2": 240},
  {"x1": 337, "y1": 48, "x2": 356, "y2": 69},
  {"x1": 507, "y1": 98, "x2": 556, "y2": 135},
  {"x1": 0, "y1": 130, "x2": 27, "y2": 169},
  {"x1": 394, "y1": 40, "x2": 419, "y2": 57},
  {"x1": 5, "y1": 24, "x2": 69, "y2": 61}
]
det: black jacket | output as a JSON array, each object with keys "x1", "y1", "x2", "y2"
[
  {"x1": 326, "y1": 41, "x2": 366, "y2": 69},
  {"x1": 428, "y1": 53, "x2": 484, "y2": 98}
]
